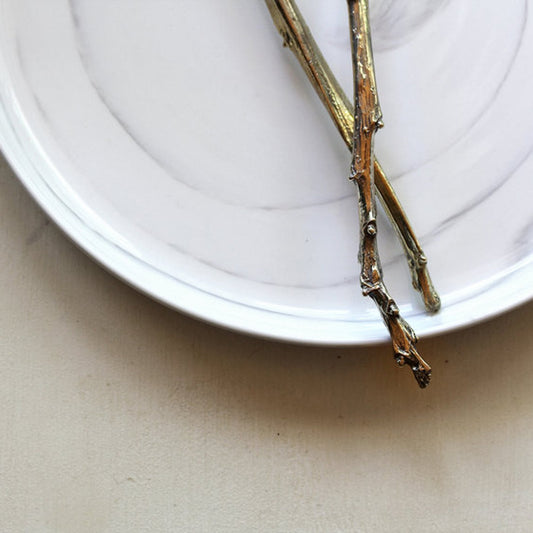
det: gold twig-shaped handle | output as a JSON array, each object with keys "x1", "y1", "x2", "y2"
[
  {"x1": 347, "y1": 0, "x2": 431, "y2": 387},
  {"x1": 264, "y1": 0, "x2": 440, "y2": 314}
]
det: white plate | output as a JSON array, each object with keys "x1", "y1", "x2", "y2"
[{"x1": 1, "y1": 0, "x2": 532, "y2": 344}]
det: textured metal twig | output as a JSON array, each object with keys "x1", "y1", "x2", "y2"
[
  {"x1": 347, "y1": 0, "x2": 430, "y2": 387},
  {"x1": 264, "y1": 0, "x2": 440, "y2": 313}
]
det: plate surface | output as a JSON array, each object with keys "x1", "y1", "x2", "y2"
[{"x1": 1, "y1": 0, "x2": 532, "y2": 344}]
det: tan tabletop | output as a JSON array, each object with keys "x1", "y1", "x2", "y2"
[{"x1": 1, "y1": 152, "x2": 533, "y2": 532}]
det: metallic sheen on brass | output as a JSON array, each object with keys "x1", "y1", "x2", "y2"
[
  {"x1": 347, "y1": 0, "x2": 431, "y2": 387},
  {"x1": 265, "y1": 0, "x2": 435, "y2": 387},
  {"x1": 264, "y1": 0, "x2": 441, "y2": 314}
]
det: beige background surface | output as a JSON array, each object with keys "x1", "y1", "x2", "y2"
[{"x1": 1, "y1": 152, "x2": 533, "y2": 532}]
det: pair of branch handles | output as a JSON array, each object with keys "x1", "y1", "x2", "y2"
[{"x1": 265, "y1": 0, "x2": 440, "y2": 387}]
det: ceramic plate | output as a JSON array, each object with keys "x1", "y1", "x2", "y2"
[{"x1": 1, "y1": 0, "x2": 532, "y2": 344}]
